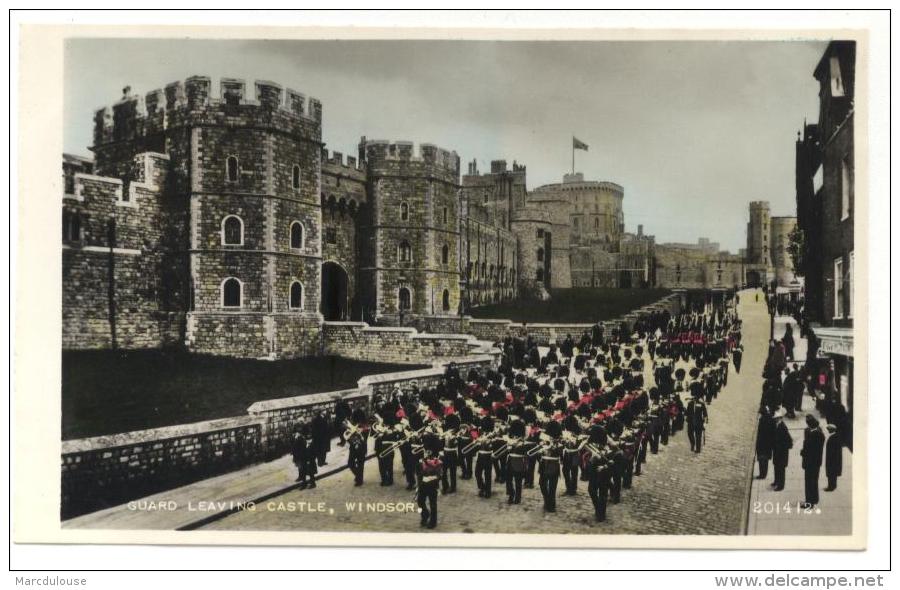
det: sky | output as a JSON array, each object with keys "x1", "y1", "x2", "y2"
[{"x1": 65, "y1": 39, "x2": 827, "y2": 252}]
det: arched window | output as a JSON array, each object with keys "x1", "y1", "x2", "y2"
[
  {"x1": 222, "y1": 278, "x2": 242, "y2": 308},
  {"x1": 442, "y1": 206, "x2": 448, "y2": 224},
  {"x1": 536, "y1": 268, "x2": 544, "y2": 282},
  {"x1": 222, "y1": 215, "x2": 243, "y2": 246},
  {"x1": 398, "y1": 287, "x2": 411, "y2": 311},
  {"x1": 400, "y1": 202, "x2": 409, "y2": 221},
  {"x1": 537, "y1": 247, "x2": 544, "y2": 262},
  {"x1": 441, "y1": 244, "x2": 449, "y2": 265},
  {"x1": 289, "y1": 281, "x2": 303, "y2": 310},
  {"x1": 594, "y1": 217, "x2": 600, "y2": 229},
  {"x1": 399, "y1": 240, "x2": 412, "y2": 263},
  {"x1": 226, "y1": 156, "x2": 239, "y2": 183},
  {"x1": 290, "y1": 221, "x2": 304, "y2": 249},
  {"x1": 292, "y1": 165, "x2": 301, "y2": 190},
  {"x1": 442, "y1": 289, "x2": 451, "y2": 312}
]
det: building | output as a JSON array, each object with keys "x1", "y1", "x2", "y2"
[
  {"x1": 63, "y1": 75, "x2": 798, "y2": 360},
  {"x1": 795, "y1": 41, "x2": 856, "y2": 419}
]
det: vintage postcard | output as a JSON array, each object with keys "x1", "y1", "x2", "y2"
[{"x1": 13, "y1": 20, "x2": 875, "y2": 552}]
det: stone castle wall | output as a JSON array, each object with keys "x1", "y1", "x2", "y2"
[{"x1": 61, "y1": 354, "x2": 497, "y2": 519}]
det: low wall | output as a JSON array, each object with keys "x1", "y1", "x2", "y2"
[
  {"x1": 61, "y1": 416, "x2": 265, "y2": 519},
  {"x1": 322, "y1": 321, "x2": 479, "y2": 364},
  {"x1": 60, "y1": 353, "x2": 499, "y2": 520}
]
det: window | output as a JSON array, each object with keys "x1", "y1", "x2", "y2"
[
  {"x1": 289, "y1": 281, "x2": 303, "y2": 310},
  {"x1": 834, "y1": 257, "x2": 844, "y2": 319},
  {"x1": 441, "y1": 244, "x2": 449, "y2": 265},
  {"x1": 573, "y1": 217, "x2": 580, "y2": 230},
  {"x1": 830, "y1": 56, "x2": 845, "y2": 97},
  {"x1": 848, "y1": 251, "x2": 854, "y2": 319},
  {"x1": 537, "y1": 228, "x2": 544, "y2": 238},
  {"x1": 226, "y1": 156, "x2": 239, "y2": 183},
  {"x1": 594, "y1": 217, "x2": 599, "y2": 229},
  {"x1": 222, "y1": 278, "x2": 242, "y2": 308},
  {"x1": 325, "y1": 227, "x2": 337, "y2": 244},
  {"x1": 63, "y1": 211, "x2": 81, "y2": 243},
  {"x1": 398, "y1": 287, "x2": 411, "y2": 311},
  {"x1": 222, "y1": 215, "x2": 243, "y2": 246},
  {"x1": 400, "y1": 202, "x2": 409, "y2": 221},
  {"x1": 290, "y1": 221, "x2": 304, "y2": 249},
  {"x1": 442, "y1": 206, "x2": 448, "y2": 224},
  {"x1": 292, "y1": 165, "x2": 301, "y2": 190},
  {"x1": 536, "y1": 247, "x2": 544, "y2": 262},
  {"x1": 841, "y1": 157, "x2": 851, "y2": 220},
  {"x1": 536, "y1": 268, "x2": 544, "y2": 282},
  {"x1": 442, "y1": 289, "x2": 450, "y2": 312},
  {"x1": 398, "y1": 240, "x2": 412, "y2": 263}
]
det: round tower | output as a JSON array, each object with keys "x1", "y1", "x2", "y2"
[{"x1": 511, "y1": 207, "x2": 553, "y2": 300}]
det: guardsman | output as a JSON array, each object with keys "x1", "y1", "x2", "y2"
[
  {"x1": 474, "y1": 416, "x2": 495, "y2": 498},
  {"x1": 688, "y1": 389, "x2": 708, "y2": 454},
  {"x1": 505, "y1": 420, "x2": 528, "y2": 505},
  {"x1": 416, "y1": 434, "x2": 443, "y2": 529},
  {"x1": 373, "y1": 413, "x2": 396, "y2": 486},
  {"x1": 291, "y1": 424, "x2": 315, "y2": 489},
  {"x1": 561, "y1": 418, "x2": 583, "y2": 496},
  {"x1": 587, "y1": 446, "x2": 612, "y2": 522},
  {"x1": 346, "y1": 408, "x2": 369, "y2": 486},
  {"x1": 538, "y1": 420, "x2": 563, "y2": 512},
  {"x1": 441, "y1": 413, "x2": 460, "y2": 494},
  {"x1": 608, "y1": 441, "x2": 626, "y2": 504}
]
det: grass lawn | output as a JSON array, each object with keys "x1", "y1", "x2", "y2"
[
  {"x1": 468, "y1": 288, "x2": 671, "y2": 324},
  {"x1": 62, "y1": 350, "x2": 425, "y2": 440}
]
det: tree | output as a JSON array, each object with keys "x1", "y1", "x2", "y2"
[{"x1": 787, "y1": 224, "x2": 807, "y2": 277}]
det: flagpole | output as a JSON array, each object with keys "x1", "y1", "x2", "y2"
[{"x1": 571, "y1": 135, "x2": 575, "y2": 175}]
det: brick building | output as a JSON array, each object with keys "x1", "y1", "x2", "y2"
[{"x1": 794, "y1": 41, "x2": 856, "y2": 417}]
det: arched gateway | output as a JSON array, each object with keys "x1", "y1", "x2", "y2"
[{"x1": 321, "y1": 261, "x2": 349, "y2": 321}]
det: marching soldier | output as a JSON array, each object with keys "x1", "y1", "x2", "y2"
[
  {"x1": 686, "y1": 392, "x2": 708, "y2": 454},
  {"x1": 346, "y1": 408, "x2": 369, "y2": 487},
  {"x1": 441, "y1": 413, "x2": 460, "y2": 494},
  {"x1": 474, "y1": 416, "x2": 495, "y2": 499},
  {"x1": 416, "y1": 434, "x2": 443, "y2": 529},
  {"x1": 505, "y1": 420, "x2": 528, "y2": 504},
  {"x1": 538, "y1": 420, "x2": 563, "y2": 512},
  {"x1": 608, "y1": 441, "x2": 626, "y2": 504},
  {"x1": 373, "y1": 414, "x2": 397, "y2": 486},
  {"x1": 561, "y1": 418, "x2": 583, "y2": 496},
  {"x1": 587, "y1": 446, "x2": 612, "y2": 522}
]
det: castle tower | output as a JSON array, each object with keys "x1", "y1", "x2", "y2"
[
  {"x1": 90, "y1": 76, "x2": 325, "y2": 358},
  {"x1": 746, "y1": 201, "x2": 772, "y2": 267},
  {"x1": 511, "y1": 207, "x2": 553, "y2": 300},
  {"x1": 358, "y1": 139, "x2": 461, "y2": 322}
]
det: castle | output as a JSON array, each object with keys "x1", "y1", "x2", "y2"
[{"x1": 62, "y1": 76, "x2": 797, "y2": 359}]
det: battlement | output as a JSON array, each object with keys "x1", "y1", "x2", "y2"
[
  {"x1": 361, "y1": 138, "x2": 460, "y2": 176},
  {"x1": 93, "y1": 76, "x2": 322, "y2": 146},
  {"x1": 320, "y1": 149, "x2": 364, "y2": 172},
  {"x1": 749, "y1": 200, "x2": 771, "y2": 210}
]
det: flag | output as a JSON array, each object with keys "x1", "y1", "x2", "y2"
[{"x1": 573, "y1": 136, "x2": 589, "y2": 151}]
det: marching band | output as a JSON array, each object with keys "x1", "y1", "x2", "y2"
[{"x1": 292, "y1": 304, "x2": 743, "y2": 528}]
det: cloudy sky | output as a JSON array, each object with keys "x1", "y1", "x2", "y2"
[{"x1": 65, "y1": 39, "x2": 827, "y2": 252}]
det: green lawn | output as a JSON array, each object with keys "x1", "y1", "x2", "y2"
[
  {"x1": 62, "y1": 350, "x2": 425, "y2": 440},
  {"x1": 468, "y1": 288, "x2": 670, "y2": 324}
]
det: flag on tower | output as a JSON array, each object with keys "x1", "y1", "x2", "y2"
[{"x1": 573, "y1": 137, "x2": 589, "y2": 151}]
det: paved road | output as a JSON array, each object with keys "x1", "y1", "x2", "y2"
[{"x1": 204, "y1": 291, "x2": 768, "y2": 535}]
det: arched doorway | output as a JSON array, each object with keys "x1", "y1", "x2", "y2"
[
  {"x1": 321, "y1": 261, "x2": 349, "y2": 321},
  {"x1": 746, "y1": 270, "x2": 762, "y2": 288}
]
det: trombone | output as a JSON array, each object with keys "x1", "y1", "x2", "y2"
[{"x1": 378, "y1": 423, "x2": 428, "y2": 459}]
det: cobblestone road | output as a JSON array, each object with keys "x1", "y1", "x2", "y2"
[{"x1": 205, "y1": 291, "x2": 768, "y2": 535}]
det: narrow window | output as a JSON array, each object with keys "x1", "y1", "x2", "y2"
[
  {"x1": 289, "y1": 281, "x2": 303, "y2": 310},
  {"x1": 222, "y1": 278, "x2": 242, "y2": 308},
  {"x1": 441, "y1": 244, "x2": 449, "y2": 265},
  {"x1": 537, "y1": 228, "x2": 544, "y2": 238},
  {"x1": 834, "y1": 257, "x2": 844, "y2": 319},
  {"x1": 398, "y1": 287, "x2": 411, "y2": 311},
  {"x1": 841, "y1": 158, "x2": 851, "y2": 220},
  {"x1": 442, "y1": 289, "x2": 451, "y2": 312},
  {"x1": 537, "y1": 247, "x2": 544, "y2": 262},
  {"x1": 222, "y1": 216, "x2": 243, "y2": 245},
  {"x1": 536, "y1": 268, "x2": 544, "y2": 282},
  {"x1": 292, "y1": 165, "x2": 301, "y2": 190},
  {"x1": 400, "y1": 202, "x2": 409, "y2": 221},
  {"x1": 226, "y1": 156, "x2": 239, "y2": 183},
  {"x1": 442, "y1": 206, "x2": 448, "y2": 224},
  {"x1": 290, "y1": 221, "x2": 303, "y2": 249},
  {"x1": 399, "y1": 240, "x2": 412, "y2": 263}
]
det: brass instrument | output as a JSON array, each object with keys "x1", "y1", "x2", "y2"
[
  {"x1": 378, "y1": 423, "x2": 428, "y2": 459},
  {"x1": 491, "y1": 437, "x2": 510, "y2": 459},
  {"x1": 461, "y1": 430, "x2": 492, "y2": 455}
]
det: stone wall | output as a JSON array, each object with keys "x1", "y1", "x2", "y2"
[
  {"x1": 321, "y1": 321, "x2": 483, "y2": 364},
  {"x1": 61, "y1": 353, "x2": 498, "y2": 519},
  {"x1": 61, "y1": 415, "x2": 265, "y2": 519}
]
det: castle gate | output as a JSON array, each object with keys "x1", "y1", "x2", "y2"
[
  {"x1": 321, "y1": 261, "x2": 349, "y2": 321},
  {"x1": 746, "y1": 270, "x2": 762, "y2": 288}
]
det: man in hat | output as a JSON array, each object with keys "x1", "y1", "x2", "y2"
[
  {"x1": 824, "y1": 423, "x2": 843, "y2": 491},
  {"x1": 770, "y1": 408, "x2": 792, "y2": 490},
  {"x1": 800, "y1": 414, "x2": 825, "y2": 507},
  {"x1": 755, "y1": 407, "x2": 776, "y2": 479},
  {"x1": 416, "y1": 434, "x2": 443, "y2": 529},
  {"x1": 686, "y1": 391, "x2": 708, "y2": 453}
]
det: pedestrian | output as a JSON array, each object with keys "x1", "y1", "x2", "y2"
[
  {"x1": 686, "y1": 391, "x2": 708, "y2": 454},
  {"x1": 755, "y1": 407, "x2": 776, "y2": 479},
  {"x1": 800, "y1": 414, "x2": 825, "y2": 508},
  {"x1": 771, "y1": 408, "x2": 792, "y2": 491},
  {"x1": 783, "y1": 323, "x2": 795, "y2": 361},
  {"x1": 824, "y1": 423, "x2": 843, "y2": 492},
  {"x1": 311, "y1": 411, "x2": 330, "y2": 467},
  {"x1": 291, "y1": 424, "x2": 312, "y2": 487}
]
